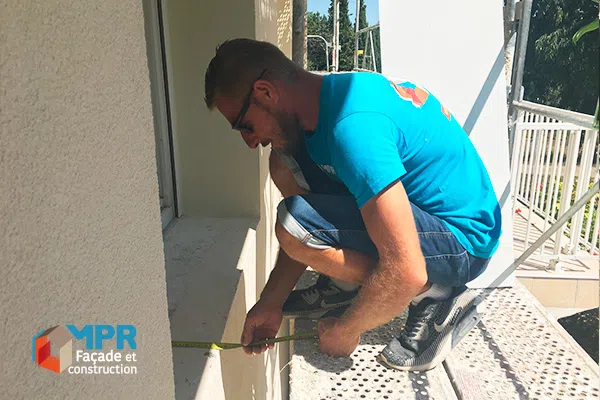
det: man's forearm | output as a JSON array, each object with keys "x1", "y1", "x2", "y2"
[
  {"x1": 258, "y1": 248, "x2": 307, "y2": 308},
  {"x1": 337, "y1": 256, "x2": 427, "y2": 335}
]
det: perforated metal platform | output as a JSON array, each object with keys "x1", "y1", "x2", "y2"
[
  {"x1": 444, "y1": 286, "x2": 599, "y2": 400},
  {"x1": 289, "y1": 272, "x2": 599, "y2": 400}
]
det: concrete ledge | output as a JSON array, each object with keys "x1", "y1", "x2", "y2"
[
  {"x1": 519, "y1": 276, "x2": 599, "y2": 309},
  {"x1": 163, "y1": 217, "x2": 257, "y2": 400}
]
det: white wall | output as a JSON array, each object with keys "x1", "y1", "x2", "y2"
[
  {"x1": 379, "y1": 0, "x2": 514, "y2": 287},
  {"x1": 1, "y1": 0, "x2": 175, "y2": 397}
]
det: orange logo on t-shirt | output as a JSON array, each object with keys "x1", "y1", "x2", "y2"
[
  {"x1": 391, "y1": 83, "x2": 429, "y2": 108},
  {"x1": 441, "y1": 104, "x2": 451, "y2": 120}
]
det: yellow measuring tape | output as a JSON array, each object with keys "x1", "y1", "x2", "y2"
[{"x1": 172, "y1": 331, "x2": 318, "y2": 351}]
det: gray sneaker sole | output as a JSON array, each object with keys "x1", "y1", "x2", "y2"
[{"x1": 377, "y1": 292, "x2": 484, "y2": 372}]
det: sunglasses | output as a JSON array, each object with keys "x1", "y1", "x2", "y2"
[{"x1": 231, "y1": 69, "x2": 268, "y2": 133}]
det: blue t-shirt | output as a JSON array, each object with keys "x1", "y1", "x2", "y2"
[{"x1": 305, "y1": 72, "x2": 501, "y2": 258}]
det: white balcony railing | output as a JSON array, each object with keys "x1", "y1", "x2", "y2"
[{"x1": 510, "y1": 101, "x2": 599, "y2": 270}]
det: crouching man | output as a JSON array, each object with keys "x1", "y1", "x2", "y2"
[{"x1": 203, "y1": 39, "x2": 501, "y2": 371}]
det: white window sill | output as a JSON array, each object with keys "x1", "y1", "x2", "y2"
[{"x1": 163, "y1": 216, "x2": 258, "y2": 399}]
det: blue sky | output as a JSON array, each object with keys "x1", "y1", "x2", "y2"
[{"x1": 308, "y1": 0, "x2": 379, "y2": 26}]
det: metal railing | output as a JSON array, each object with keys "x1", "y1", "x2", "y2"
[{"x1": 510, "y1": 101, "x2": 599, "y2": 270}]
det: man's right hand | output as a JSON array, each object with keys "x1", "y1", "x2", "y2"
[{"x1": 241, "y1": 299, "x2": 283, "y2": 355}]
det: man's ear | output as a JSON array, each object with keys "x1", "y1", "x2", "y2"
[{"x1": 254, "y1": 80, "x2": 280, "y2": 104}]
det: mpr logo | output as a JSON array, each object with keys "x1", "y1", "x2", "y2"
[
  {"x1": 32, "y1": 324, "x2": 136, "y2": 374},
  {"x1": 32, "y1": 325, "x2": 73, "y2": 373}
]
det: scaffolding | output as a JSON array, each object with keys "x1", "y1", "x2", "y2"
[{"x1": 354, "y1": 23, "x2": 379, "y2": 72}]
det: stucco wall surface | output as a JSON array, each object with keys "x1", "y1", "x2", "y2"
[{"x1": 1, "y1": 1, "x2": 175, "y2": 398}]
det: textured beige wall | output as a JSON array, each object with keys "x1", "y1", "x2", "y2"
[
  {"x1": 254, "y1": 1, "x2": 292, "y2": 399},
  {"x1": 277, "y1": 0, "x2": 293, "y2": 55},
  {"x1": 163, "y1": 0, "x2": 261, "y2": 218},
  {"x1": 1, "y1": 1, "x2": 175, "y2": 398}
]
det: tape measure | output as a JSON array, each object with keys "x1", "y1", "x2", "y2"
[{"x1": 172, "y1": 331, "x2": 318, "y2": 351}]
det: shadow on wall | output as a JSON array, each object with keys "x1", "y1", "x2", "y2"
[
  {"x1": 462, "y1": 47, "x2": 506, "y2": 137},
  {"x1": 256, "y1": 0, "x2": 277, "y2": 41},
  {"x1": 277, "y1": 0, "x2": 292, "y2": 51}
]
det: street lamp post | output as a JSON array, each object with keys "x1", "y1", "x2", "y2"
[{"x1": 307, "y1": 35, "x2": 331, "y2": 71}]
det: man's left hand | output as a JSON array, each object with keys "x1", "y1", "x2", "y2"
[{"x1": 318, "y1": 317, "x2": 360, "y2": 357}]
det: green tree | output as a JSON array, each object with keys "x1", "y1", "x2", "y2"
[
  {"x1": 372, "y1": 27, "x2": 382, "y2": 73},
  {"x1": 328, "y1": 0, "x2": 355, "y2": 71},
  {"x1": 356, "y1": 0, "x2": 368, "y2": 67},
  {"x1": 523, "y1": 0, "x2": 599, "y2": 114},
  {"x1": 307, "y1": 12, "x2": 331, "y2": 71}
]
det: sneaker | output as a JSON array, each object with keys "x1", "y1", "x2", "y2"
[
  {"x1": 282, "y1": 275, "x2": 359, "y2": 319},
  {"x1": 377, "y1": 287, "x2": 485, "y2": 371}
]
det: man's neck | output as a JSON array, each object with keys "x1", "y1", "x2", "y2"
[{"x1": 293, "y1": 71, "x2": 324, "y2": 132}]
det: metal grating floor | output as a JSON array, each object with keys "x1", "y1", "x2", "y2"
[
  {"x1": 444, "y1": 286, "x2": 599, "y2": 400},
  {"x1": 291, "y1": 314, "x2": 458, "y2": 400},
  {"x1": 290, "y1": 272, "x2": 599, "y2": 400}
]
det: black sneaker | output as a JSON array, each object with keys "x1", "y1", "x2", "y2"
[
  {"x1": 377, "y1": 287, "x2": 484, "y2": 371},
  {"x1": 282, "y1": 275, "x2": 359, "y2": 319}
]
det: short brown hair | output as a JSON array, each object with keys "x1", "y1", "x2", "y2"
[{"x1": 204, "y1": 38, "x2": 301, "y2": 110}]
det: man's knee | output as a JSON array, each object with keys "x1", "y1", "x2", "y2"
[
  {"x1": 275, "y1": 198, "x2": 305, "y2": 255},
  {"x1": 275, "y1": 219, "x2": 296, "y2": 253},
  {"x1": 276, "y1": 195, "x2": 335, "y2": 255}
]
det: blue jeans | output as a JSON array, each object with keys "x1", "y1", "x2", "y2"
[
  {"x1": 274, "y1": 144, "x2": 489, "y2": 287},
  {"x1": 277, "y1": 194, "x2": 489, "y2": 287}
]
